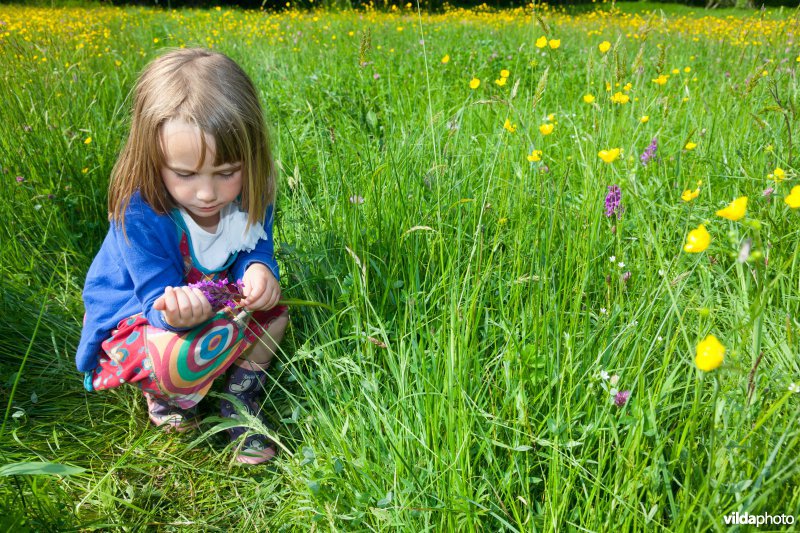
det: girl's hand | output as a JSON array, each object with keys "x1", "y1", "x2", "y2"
[
  {"x1": 153, "y1": 286, "x2": 214, "y2": 328},
  {"x1": 241, "y1": 263, "x2": 281, "y2": 311}
]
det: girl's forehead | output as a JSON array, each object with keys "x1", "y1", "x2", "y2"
[{"x1": 160, "y1": 118, "x2": 216, "y2": 166}]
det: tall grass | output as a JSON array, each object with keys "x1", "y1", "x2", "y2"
[{"x1": 1, "y1": 2, "x2": 799, "y2": 529}]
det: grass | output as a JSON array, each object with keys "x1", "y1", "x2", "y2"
[{"x1": 1, "y1": 1, "x2": 799, "y2": 530}]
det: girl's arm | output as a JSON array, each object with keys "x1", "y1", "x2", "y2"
[
  {"x1": 114, "y1": 194, "x2": 188, "y2": 331},
  {"x1": 230, "y1": 204, "x2": 280, "y2": 283}
]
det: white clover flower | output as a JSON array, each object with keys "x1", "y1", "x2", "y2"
[
  {"x1": 600, "y1": 370, "x2": 610, "y2": 380},
  {"x1": 610, "y1": 374, "x2": 619, "y2": 386}
]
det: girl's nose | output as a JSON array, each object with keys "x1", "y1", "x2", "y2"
[{"x1": 196, "y1": 179, "x2": 216, "y2": 202}]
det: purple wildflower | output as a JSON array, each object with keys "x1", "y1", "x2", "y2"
[
  {"x1": 622, "y1": 271, "x2": 631, "y2": 283},
  {"x1": 763, "y1": 187, "x2": 774, "y2": 198},
  {"x1": 640, "y1": 137, "x2": 658, "y2": 166},
  {"x1": 373, "y1": 73, "x2": 381, "y2": 80},
  {"x1": 614, "y1": 390, "x2": 631, "y2": 407},
  {"x1": 604, "y1": 185, "x2": 624, "y2": 218},
  {"x1": 16, "y1": 176, "x2": 24, "y2": 183},
  {"x1": 188, "y1": 278, "x2": 244, "y2": 311}
]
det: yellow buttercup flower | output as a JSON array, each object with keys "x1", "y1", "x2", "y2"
[
  {"x1": 785, "y1": 186, "x2": 800, "y2": 208},
  {"x1": 84, "y1": 137, "x2": 92, "y2": 144},
  {"x1": 539, "y1": 123, "x2": 554, "y2": 135},
  {"x1": 681, "y1": 188, "x2": 700, "y2": 202},
  {"x1": 640, "y1": 115, "x2": 649, "y2": 123},
  {"x1": 685, "y1": 142, "x2": 697, "y2": 150},
  {"x1": 495, "y1": 77, "x2": 507, "y2": 87},
  {"x1": 599, "y1": 41, "x2": 611, "y2": 53},
  {"x1": 598, "y1": 148, "x2": 621, "y2": 163},
  {"x1": 610, "y1": 92, "x2": 630, "y2": 104},
  {"x1": 527, "y1": 150, "x2": 542, "y2": 162},
  {"x1": 441, "y1": 54, "x2": 450, "y2": 64},
  {"x1": 469, "y1": 78, "x2": 480, "y2": 89},
  {"x1": 683, "y1": 224, "x2": 710, "y2": 253},
  {"x1": 535, "y1": 36, "x2": 547, "y2": 48},
  {"x1": 769, "y1": 167, "x2": 785, "y2": 181},
  {"x1": 548, "y1": 39, "x2": 561, "y2": 49},
  {"x1": 503, "y1": 119, "x2": 516, "y2": 133},
  {"x1": 716, "y1": 197, "x2": 747, "y2": 221},
  {"x1": 695, "y1": 334, "x2": 725, "y2": 371},
  {"x1": 500, "y1": 69, "x2": 510, "y2": 78},
  {"x1": 583, "y1": 94, "x2": 595, "y2": 104},
  {"x1": 652, "y1": 74, "x2": 668, "y2": 85}
]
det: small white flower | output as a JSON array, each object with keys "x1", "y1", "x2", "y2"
[
  {"x1": 657, "y1": 335, "x2": 663, "y2": 342},
  {"x1": 790, "y1": 383, "x2": 800, "y2": 393},
  {"x1": 618, "y1": 261, "x2": 625, "y2": 268},
  {"x1": 609, "y1": 255, "x2": 616, "y2": 262},
  {"x1": 610, "y1": 374, "x2": 619, "y2": 386},
  {"x1": 600, "y1": 307, "x2": 607, "y2": 315},
  {"x1": 609, "y1": 388, "x2": 619, "y2": 397},
  {"x1": 658, "y1": 269, "x2": 666, "y2": 277},
  {"x1": 600, "y1": 370, "x2": 610, "y2": 380}
]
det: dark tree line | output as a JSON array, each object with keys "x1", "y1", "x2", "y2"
[{"x1": 38, "y1": 0, "x2": 800, "y2": 10}]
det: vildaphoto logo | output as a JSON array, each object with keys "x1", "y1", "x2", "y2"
[{"x1": 723, "y1": 512, "x2": 795, "y2": 527}]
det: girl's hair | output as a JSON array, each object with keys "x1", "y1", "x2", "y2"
[{"x1": 108, "y1": 48, "x2": 275, "y2": 229}]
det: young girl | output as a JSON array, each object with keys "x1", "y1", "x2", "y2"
[{"x1": 76, "y1": 48, "x2": 289, "y2": 465}]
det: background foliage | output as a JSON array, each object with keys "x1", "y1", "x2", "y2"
[{"x1": 1, "y1": 1, "x2": 799, "y2": 530}]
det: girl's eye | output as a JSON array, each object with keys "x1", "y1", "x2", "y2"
[
  {"x1": 175, "y1": 172, "x2": 194, "y2": 178},
  {"x1": 217, "y1": 170, "x2": 238, "y2": 178}
]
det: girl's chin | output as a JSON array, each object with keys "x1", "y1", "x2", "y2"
[{"x1": 187, "y1": 209, "x2": 220, "y2": 229}]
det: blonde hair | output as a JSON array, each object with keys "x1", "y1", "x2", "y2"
[{"x1": 108, "y1": 48, "x2": 275, "y2": 229}]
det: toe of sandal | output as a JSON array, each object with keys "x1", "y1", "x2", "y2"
[{"x1": 235, "y1": 436, "x2": 278, "y2": 465}]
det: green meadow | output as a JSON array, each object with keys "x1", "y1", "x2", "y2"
[{"x1": 1, "y1": 2, "x2": 799, "y2": 530}]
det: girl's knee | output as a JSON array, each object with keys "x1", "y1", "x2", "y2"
[{"x1": 268, "y1": 310, "x2": 289, "y2": 334}]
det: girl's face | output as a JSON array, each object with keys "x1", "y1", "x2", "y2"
[{"x1": 159, "y1": 118, "x2": 242, "y2": 231}]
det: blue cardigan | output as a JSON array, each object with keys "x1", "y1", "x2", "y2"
[{"x1": 75, "y1": 191, "x2": 280, "y2": 374}]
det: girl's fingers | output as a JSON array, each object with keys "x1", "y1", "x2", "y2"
[
  {"x1": 192, "y1": 287, "x2": 213, "y2": 316},
  {"x1": 174, "y1": 287, "x2": 191, "y2": 320},
  {"x1": 164, "y1": 286, "x2": 178, "y2": 314},
  {"x1": 245, "y1": 284, "x2": 264, "y2": 306},
  {"x1": 182, "y1": 287, "x2": 204, "y2": 318}
]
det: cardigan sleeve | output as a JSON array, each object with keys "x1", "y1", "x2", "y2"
[
  {"x1": 229, "y1": 204, "x2": 280, "y2": 283},
  {"x1": 115, "y1": 197, "x2": 188, "y2": 331}
]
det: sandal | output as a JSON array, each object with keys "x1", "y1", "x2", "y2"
[
  {"x1": 220, "y1": 362, "x2": 279, "y2": 464},
  {"x1": 144, "y1": 392, "x2": 199, "y2": 433}
]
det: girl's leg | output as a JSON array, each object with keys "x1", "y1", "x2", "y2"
[
  {"x1": 238, "y1": 309, "x2": 289, "y2": 368},
  {"x1": 221, "y1": 309, "x2": 289, "y2": 464}
]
